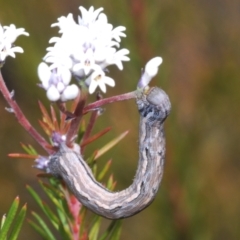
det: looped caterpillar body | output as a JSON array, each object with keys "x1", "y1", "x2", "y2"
[{"x1": 48, "y1": 87, "x2": 171, "y2": 219}]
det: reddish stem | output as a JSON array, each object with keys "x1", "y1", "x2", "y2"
[
  {"x1": 0, "y1": 71, "x2": 50, "y2": 153},
  {"x1": 65, "y1": 94, "x2": 86, "y2": 146},
  {"x1": 83, "y1": 91, "x2": 136, "y2": 113},
  {"x1": 80, "y1": 127, "x2": 111, "y2": 149},
  {"x1": 64, "y1": 91, "x2": 136, "y2": 147},
  {"x1": 81, "y1": 93, "x2": 102, "y2": 153},
  {"x1": 81, "y1": 110, "x2": 98, "y2": 153}
]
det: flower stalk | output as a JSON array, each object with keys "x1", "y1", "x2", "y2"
[
  {"x1": 83, "y1": 90, "x2": 137, "y2": 113},
  {"x1": 0, "y1": 71, "x2": 50, "y2": 153}
]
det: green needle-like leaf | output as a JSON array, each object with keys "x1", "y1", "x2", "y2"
[
  {"x1": 40, "y1": 182, "x2": 64, "y2": 199},
  {"x1": 55, "y1": 209, "x2": 72, "y2": 240},
  {"x1": 94, "y1": 130, "x2": 129, "y2": 160},
  {"x1": 97, "y1": 159, "x2": 112, "y2": 181},
  {"x1": 8, "y1": 204, "x2": 27, "y2": 240},
  {"x1": 0, "y1": 214, "x2": 6, "y2": 230},
  {"x1": 20, "y1": 143, "x2": 37, "y2": 155},
  {"x1": 92, "y1": 161, "x2": 98, "y2": 177},
  {"x1": 40, "y1": 184, "x2": 67, "y2": 216},
  {"x1": 40, "y1": 182, "x2": 73, "y2": 237},
  {"x1": 107, "y1": 220, "x2": 122, "y2": 240},
  {"x1": 31, "y1": 212, "x2": 55, "y2": 240},
  {"x1": 99, "y1": 220, "x2": 122, "y2": 240},
  {"x1": 41, "y1": 203, "x2": 59, "y2": 229},
  {"x1": 79, "y1": 207, "x2": 88, "y2": 238},
  {"x1": 26, "y1": 185, "x2": 43, "y2": 207},
  {"x1": 40, "y1": 182, "x2": 65, "y2": 207},
  {"x1": 28, "y1": 219, "x2": 48, "y2": 238},
  {"x1": 89, "y1": 216, "x2": 101, "y2": 240},
  {"x1": 106, "y1": 175, "x2": 116, "y2": 191},
  {"x1": 27, "y1": 144, "x2": 38, "y2": 155},
  {"x1": 86, "y1": 151, "x2": 98, "y2": 165},
  {"x1": 26, "y1": 185, "x2": 59, "y2": 229},
  {"x1": 0, "y1": 196, "x2": 19, "y2": 239}
]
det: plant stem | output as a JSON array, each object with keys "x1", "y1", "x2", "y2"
[
  {"x1": 65, "y1": 94, "x2": 86, "y2": 146},
  {"x1": 81, "y1": 93, "x2": 102, "y2": 153},
  {"x1": 83, "y1": 91, "x2": 137, "y2": 113},
  {"x1": 65, "y1": 91, "x2": 136, "y2": 147},
  {"x1": 0, "y1": 70, "x2": 50, "y2": 153}
]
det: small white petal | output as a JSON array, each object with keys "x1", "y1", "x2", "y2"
[
  {"x1": 88, "y1": 78, "x2": 98, "y2": 94},
  {"x1": 94, "y1": 48, "x2": 106, "y2": 62},
  {"x1": 98, "y1": 13, "x2": 107, "y2": 24},
  {"x1": 138, "y1": 56, "x2": 163, "y2": 88},
  {"x1": 5, "y1": 50, "x2": 16, "y2": 58},
  {"x1": 46, "y1": 85, "x2": 60, "y2": 101},
  {"x1": 49, "y1": 37, "x2": 60, "y2": 44},
  {"x1": 145, "y1": 57, "x2": 163, "y2": 77},
  {"x1": 104, "y1": 76, "x2": 115, "y2": 87},
  {"x1": 112, "y1": 26, "x2": 126, "y2": 42},
  {"x1": 110, "y1": 48, "x2": 130, "y2": 70},
  {"x1": 38, "y1": 62, "x2": 51, "y2": 89},
  {"x1": 0, "y1": 52, "x2": 7, "y2": 61},
  {"x1": 61, "y1": 84, "x2": 79, "y2": 101},
  {"x1": 87, "y1": 68, "x2": 115, "y2": 94},
  {"x1": 57, "y1": 82, "x2": 65, "y2": 92},
  {"x1": 92, "y1": 7, "x2": 104, "y2": 22},
  {"x1": 51, "y1": 14, "x2": 76, "y2": 33},
  {"x1": 10, "y1": 46, "x2": 24, "y2": 53},
  {"x1": 98, "y1": 81, "x2": 107, "y2": 93},
  {"x1": 60, "y1": 67, "x2": 71, "y2": 85}
]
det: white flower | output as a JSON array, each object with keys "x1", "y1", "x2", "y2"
[
  {"x1": 61, "y1": 84, "x2": 79, "y2": 101},
  {"x1": 41, "y1": 6, "x2": 129, "y2": 94},
  {"x1": 72, "y1": 48, "x2": 96, "y2": 76},
  {"x1": 137, "y1": 57, "x2": 163, "y2": 88},
  {"x1": 51, "y1": 14, "x2": 76, "y2": 33},
  {"x1": 38, "y1": 62, "x2": 79, "y2": 101},
  {"x1": 111, "y1": 26, "x2": 126, "y2": 42},
  {"x1": 78, "y1": 6, "x2": 104, "y2": 26},
  {"x1": 100, "y1": 48, "x2": 130, "y2": 70},
  {"x1": 0, "y1": 24, "x2": 29, "y2": 62},
  {"x1": 46, "y1": 85, "x2": 61, "y2": 101},
  {"x1": 86, "y1": 66, "x2": 115, "y2": 94},
  {"x1": 2, "y1": 24, "x2": 29, "y2": 43}
]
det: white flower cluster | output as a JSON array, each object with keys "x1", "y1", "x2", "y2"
[
  {"x1": 0, "y1": 24, "x2": 29, "y2": 63},
  {"x1": 38, "y1": 6, "x2": 130, "y2": 101},
  {"x1": 38, "y1": 62, "x2": 79, "y2": 102}
]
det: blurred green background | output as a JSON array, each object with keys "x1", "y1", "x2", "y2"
[{"x1": 0, "y1": 0, "x2": 240, "y2": 239}]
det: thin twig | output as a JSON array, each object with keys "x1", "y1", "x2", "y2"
[
  {"x1": 81, "y1": 92, "x2": 102, "y2": 153},
  {"x1": 83, "y1": 91, "x2": 137, "y2": 113},
  {"x1": 0, "y1": 70, "x2": 50, "y2": 153},
  {"x1": 65, "y1": 94, "x2": 86, "y2": 146}
]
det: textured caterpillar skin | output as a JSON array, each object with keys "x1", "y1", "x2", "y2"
[{"x1": 48, "y1": 87, "x2": 171, "y2": 219}]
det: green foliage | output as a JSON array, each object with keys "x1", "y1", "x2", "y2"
[
  {"x1": 0, "y1": 196, "x2": 27, "y2": 240},
  {"x1": 27, "y1": 180, "x2": 74, "y2": 240},
  {"x1": 21, "y1": 84, "x2": 128, "y2": 239},
  {"x1": 27, "y1": 161, "x2": 122, "y2": 240}
]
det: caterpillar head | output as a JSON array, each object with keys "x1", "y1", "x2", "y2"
[{"x1": 137, "y1": 87, "x2": 171, "y2": 124}]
